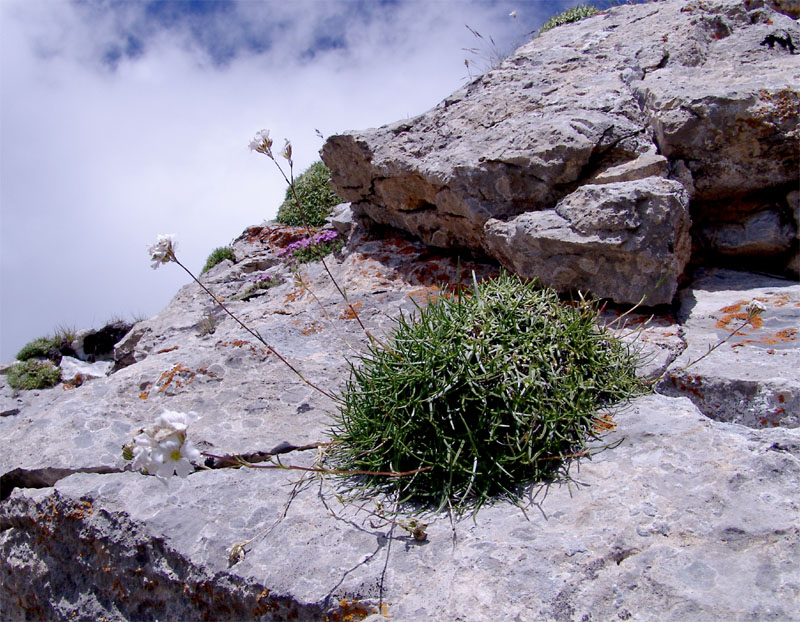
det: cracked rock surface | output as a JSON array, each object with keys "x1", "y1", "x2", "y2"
[{"x1": 1, "y1": 220, "x2": 799, "y2": 621}]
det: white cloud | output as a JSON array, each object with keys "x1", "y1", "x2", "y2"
[{"x1": 0, "y1": 0, "x2": 570, "y2": 361}]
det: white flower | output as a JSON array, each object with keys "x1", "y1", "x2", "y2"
[
  {"x1": 148, "y1": 234, "x2": 177, "y2": 269},
  {"x1": 281, "y1": 139, "x2": 292, "y2": 163},
  {"x1": 746, "y1": 300, "x2": 767, "y2": 317},
  {"x1": 249, "y1": 129, "x2": 273, "y2": 158},
  {"x1": 131, "y1": 410, "x2": 201, "y2": 479}
]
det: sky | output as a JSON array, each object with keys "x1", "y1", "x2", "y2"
[{"x1": 1, "y1": 0, "x2": 603, "y2": 362}]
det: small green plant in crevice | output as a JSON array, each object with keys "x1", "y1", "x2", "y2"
[
  {"x1": 6, "y1": 359, "x2": 61, "y2": 390},
  {"x1": 276, "y1": 160, "x2": 341, "y2": 227},
  {"x1": 196, "y1": 313, "x2": 218, "y2": 337},
  {"x1": 538, "y1": 4, "x2": 599, "y2": 35},
  {"x1": 201, "y1": 246, "x2": 236, "y2": 275},
  {"x1": 232, "y1": 273, "x2": 286, "y2": 301},
  {"x1": 327, "y1": 272, "x2": 646, "y2": 514}
]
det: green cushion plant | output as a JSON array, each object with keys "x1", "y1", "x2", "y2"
[
  {"x1": 328, "y1": 272, "x2": 645, "y2": 513},
  {"x1": 6, "y1": 360, "x2": 61, "y2": 390},
  {"x1": 16, "y1": 336, "x2": 61, "y2": 362},
  {"x1": 539, "y1": 4, "x2": 599, "y2": 35},
  {"x1": 276, "y1": 161, "x2": 341, "y2": 227},
  {"x1": 201, "y1": 246, "x2": 236, "y2": 274}
]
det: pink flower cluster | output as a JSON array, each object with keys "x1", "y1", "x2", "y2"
[
  {"x1": 277, "y1": 229, "x2": 339, "y2": 260},
  {"x1": 252, "y1": 273, "x2": 283, "y2": 285}
]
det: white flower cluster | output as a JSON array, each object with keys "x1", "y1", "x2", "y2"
[
  {"x1": 746, "y1": 300, "x2": 767, "y2": 317},
  {"x1": 249, "y1": 129, "x2": 274, "y2": 158},
  {"x1": 148, "y1": 234, "x2": 177, "y2": 270},
  {"x1": 132, "y1": 410, "x2": 201, "y2": 479}
]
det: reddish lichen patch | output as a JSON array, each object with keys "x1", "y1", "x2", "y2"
[
  {"x1": 671, "y1": 374, "x2": 706, "y2": 399},
  {"x1": 593, "y1": 414, "x2": 616, "y2": 433},
  {"x1": 757, "y1": 89, "x2": 800, "y2": 123},
  {"x1": 715, "y1": 312, "x2": 762, "y2": 331},
  {"x1": 155, "y1": 345, "x2": 179, "y2": 354},
  {"x1": 300, "y1": 322, "x2": 324, "y2": 335},
  {"x1": 339, "y1": 300, "x2": 364, "y2": 320},
  {"x1": 720, "y1": 301, "x2": 746, "y2": 314},
  {"x1": 324, "y1": 598, "x2": 379, "y2": 622},
  {"x1": 215, "y1": 339, "x2": 269, "y2": 358},
  {"x1": 156, "y1": 364, "x2": 195, "y2": 393}
]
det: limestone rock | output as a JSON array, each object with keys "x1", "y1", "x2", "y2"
[
  {"x1": 660, "y1": 269, "x2": 800, "y2": 428},
  {"x1": 700, "y1": 208, "x2": 796, "y2": 257},
  {"x1": 58, "y1": 356, "x2": 113, "y2": 385},
  {"x1": 2, "y1": 220, "x2": 799, "y2": 620},
  {"x1": 788, "y1": 189, "x2": 800, "y2": 276},
  {"x1": 766, "y1": 0, "x2": 800, "y2": 19},
  {"x1": 484, "y1": 177, "x2": 691, "y2": 304},
  {"x1": 323, "y1": 0, "x2": 800, "y2": 303},
  {"x1": 326, "y1": 202, "x2": 354, "y2": 235}
]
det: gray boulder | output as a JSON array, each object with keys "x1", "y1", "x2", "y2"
[
  {"x1": 322, "y1": 0, "x2": 799, "y2": 303},
  {"x1": 484, "y1": 177, "x2": 691, "y2": 305}
]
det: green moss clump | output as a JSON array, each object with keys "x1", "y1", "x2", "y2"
[
  {"x1": 16, "y1": 337, "x2": 61, "y2": 362},
  {"x1": 276, "y1": 161, "x2": 341, "y2": 227},
  {"x1": 6, "y1": 360, "x2": 61, "y2": 390},
  {"x1": 539, "y1": 4, "x2": 599, "y2": 35},
  {"x1": 328, "y1": 272, "x2": 645, "y2": 513},
  {"x1": 201, "y1": 247, "x2": 236, "y2": 274}
]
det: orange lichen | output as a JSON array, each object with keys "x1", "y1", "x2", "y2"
[
  {"x1": 339, "y1": 300, "x2": 364, "y2": 320},
  {"x1": 715, "y1": 313, "x2": 762, "y2": 331},
  {"x1": 324, "y1": 598, "x2": 379, "y2": 622},
  {"x1": 300, "y1": 323, "x2": 323, "y2": 335},
  {"x1": 155, "y1": 345, "x2": 179, "y2": 354},
  {"x1": 757, "y1": 89, "x2": 800, "y2": 123},
  {"x1": 593, "y1": 414, "x2": 616, "y2": 432},
  {"x1": 156, "y1": 364, "x2": 195, "y2": 393},
  {"x1": 720, "y1": 301, "x2": 746, "y2": 314}
]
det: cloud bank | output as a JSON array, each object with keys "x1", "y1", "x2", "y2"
[{"x1": 1, "y1": 0, "x2": 586, "y2": 361}]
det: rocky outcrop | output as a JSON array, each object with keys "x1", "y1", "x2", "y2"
[
  {"x1": 2, "y1": 1, "x2": 799, "y2": 619},
  {"x1": 322, "y1": 0, "x2": 799, "y2": 304},
  {"x1": 2, "y1": 218, "x2": 799, "y2": 620}
]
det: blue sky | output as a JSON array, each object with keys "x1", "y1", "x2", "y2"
[{"x1": 1, "y1": 0, "x2": 599, "y2": 361}]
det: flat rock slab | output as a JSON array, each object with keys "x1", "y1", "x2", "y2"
[
  {"x1": 2, "y1": 227, "x2": 799, "y2": 620},
  {"x1": 2, "y1": 395, "x2": 799, "y2": 621},
  {"x1": 661, "y1": 269, "x2": 800, "y2": 428}
]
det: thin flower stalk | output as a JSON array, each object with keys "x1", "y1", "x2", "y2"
[
  {"x1": 679, "y1": 300, "x2": 767, "y2": 372},
  {"x1": 250, "y1": 129, "x2": 382, "y2": 349},
  {"x1": 149, "y1": 235, "x2": 335, "y2": 402},
  {"x1": 202, "y1": 451, "x2": 431, "y2": 477}
]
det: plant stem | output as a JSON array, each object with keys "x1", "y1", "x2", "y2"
[
  {"x1": 271, "y1": 158, "x2": 385, "y2": 349},
  {"x1": 172, "y1": 255, "x2": 337, "y2": 402}
]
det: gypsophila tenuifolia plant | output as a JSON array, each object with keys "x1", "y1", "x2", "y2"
[
  {"x1": 6, "y1": 359, "x2": 61, "y2": 390},
  {"x1": 201, "y1": 246, "x2": 236, "y2": 274},
  {"x1": 276, "y1": 160, "x2": 341, "y2": 227},
  {"x1": 327, "y1": 272, "x2": 646, "y2": 514},
  {"x1": 538, "y1": 4, "x2": 599, "y2": 35}
]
